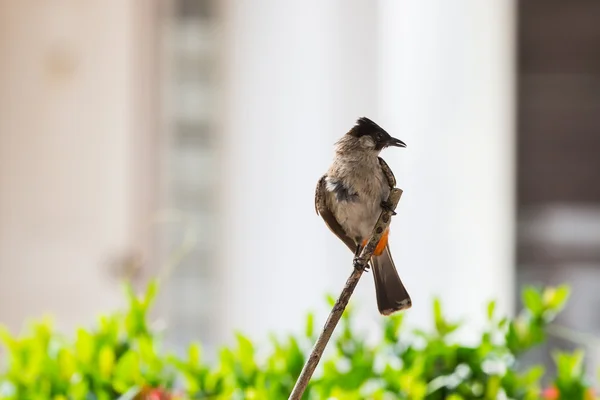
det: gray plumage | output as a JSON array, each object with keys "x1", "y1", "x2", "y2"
[{"x1": 315, "y1": 117, "x2": 411, "y2": 315}]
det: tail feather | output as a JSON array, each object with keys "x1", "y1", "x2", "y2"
[{"x1": 371, "y1": 244, "x2": 411, "y2": 315}]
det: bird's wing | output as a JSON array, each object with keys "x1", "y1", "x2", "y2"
[
  {"x1": 315, "y1": 175, "x2": 357, "y2": 252},
  {"x1": 378, "y1": 157, "x2": 396, "y2": 189}
]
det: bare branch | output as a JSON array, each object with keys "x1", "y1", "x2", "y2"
[{"x1": 288, "y1": 188, "x2": 403, "y2": 400}]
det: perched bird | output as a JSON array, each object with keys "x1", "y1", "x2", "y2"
[{"x1": 315, "y1": 117, "x2": 411, "y2": 315}]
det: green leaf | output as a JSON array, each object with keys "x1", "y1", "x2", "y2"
[
  {"x1": 432, "y1": 298, "x2": 459, "y2": 337},
  {"x1": 75, "y1": 328, "x2": 95, "y2": 364},
  {"x1": 525, "y1": 365, "x2": 545, "y2": 383},
  {"x1": 236, "y1": 333, "x2": 254, "y2": 360},
  {"x1": 142, "y1": 280, "x2": 159, "y2": 311},
  {"x1": 498, "y1": 317, "x2": 508, "y2": 328},
  {"x1": 114, "y1": 350, "x2": 141, "y2": 385},
  {"x1": 552, "y1": 349, "x2": 589, "y2": 400},
  {"x1": 433, "y1": 297, "x2": 446, "y2": 336},
  {"x1": 553, "y1": 349, "x2": 585, "y2": 379},
  {"x1": 305, "y1": 312, "x2": 315, "y2": 339},
  {"x1": 544, "y1": 285, "x2": 570, "y2": 311},
  {"x1": 522, "y1": 286, "x2": 544, "y2": 315},
  {"x1": 138, "y1": 335, "x2": 155, "y2": 361},
  {"x1": 188, "y1": 342, "x2": 202, "y2": 367},
  {"x1": 325, "y1": 294, "x2": 336, "y2": 308},
  {"x1": 0, "y1": 325, "x2": 18, "y2": 353},
  {"x1": 98, "y1": 345, "x2": 116, "y2": 379},
  {"x1": 384, "y1": 313, "x2": 403, "y2": 343},
  {"x1": 98, "y1": 315, "x2": 120, "y2": 344},
  {"x1": 57, "y1": 348, "x2": 76, "y2": 379},
  {"x1": 487, "y1": 300, "x2": 496, "y2": 321},
  {"x1": 485, "y1": 375, "x2": 501, "y2": 399}
]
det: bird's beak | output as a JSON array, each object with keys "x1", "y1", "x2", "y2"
[{"x1": 387, "y1": 136, "x2": 407, "y2": 148}]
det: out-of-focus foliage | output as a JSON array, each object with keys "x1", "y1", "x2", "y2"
[
  {"x1": 0, "y1": 281, "x2": 174, "y2": 400},
  {"x1": 0, "y1": 281, "x2": 594, "y2": 399}
]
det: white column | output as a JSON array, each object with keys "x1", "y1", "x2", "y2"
[
  {"x1": 219, "y1": 0, "x2": 380, "y2": 340},
  {"x1": 0, "y1": 1, "x2": 152, "y2": 332},
  {"x1": 377, "y1": 0, "x2": 516, "y2": 336}
]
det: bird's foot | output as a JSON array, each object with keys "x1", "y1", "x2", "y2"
[
  {"x1": 380, "y1": 200, "x2": 397, "y2": 216},
  {"x1": 353, "y1": 257, "x2": 369, "y2": 272}
]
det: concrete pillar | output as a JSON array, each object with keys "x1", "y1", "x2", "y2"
[
  {"x1": 377, "y1": 0, "x2": 516, "y2": 337},
  {"x1": 219, "y1": 0, "x2": 381, "y2": 340}
]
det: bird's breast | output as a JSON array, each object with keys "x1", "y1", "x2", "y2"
[{"x1": 327, "y1": 157, "x2": 390, "y2": 241}]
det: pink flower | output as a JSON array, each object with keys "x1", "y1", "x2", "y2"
[
  {"x1": 542, "y1": 386, "x2": 596, "y2": 400},
  {"x1": 542, "y1": 386, "x2": 558, "y2": 400},
  {"x1": 136, "y1": 387, "x2": 173, "y2": 400}
]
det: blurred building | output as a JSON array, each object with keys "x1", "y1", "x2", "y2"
[
  {"x1": 0, "y1": 0, "x2": 597, "y2": 376},
  {"x1": 517, "y1": 0, "x2": 600, "y2": 376}
]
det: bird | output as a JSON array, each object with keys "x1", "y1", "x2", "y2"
[{"x1": 315, "y1": 117, "x2": 411, "y2": 315}]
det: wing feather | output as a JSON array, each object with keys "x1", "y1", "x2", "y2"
[
  {"x1": 315, "y1": 175, "x2": 356, "y2": 252},
  {"x1": 378, "y1": 157, "x2": 396, "y2": 188}
]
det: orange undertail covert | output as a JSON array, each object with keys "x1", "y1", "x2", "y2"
[{"x1": 362, "y1": 228, "x2": 389, "y2": 257}]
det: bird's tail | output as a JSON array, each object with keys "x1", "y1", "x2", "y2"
[{"x1": 371, "y1": 244, "x2": 411, "y2": 315}]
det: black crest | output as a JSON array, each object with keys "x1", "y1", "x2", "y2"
[{"x1": 349, "y1": 117, "x2": 389, "y2": 138}]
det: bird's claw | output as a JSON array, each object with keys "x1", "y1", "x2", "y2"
[
  {"x1": 380, "y1": 200, "x2": 397, "y2": 216},
  {"x1": 353, "y1": 257, "x2": 369, "y2": 272}
]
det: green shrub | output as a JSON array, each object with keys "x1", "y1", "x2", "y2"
[{"x1": 0, "y1": 281, "x2": 595, "y2": 399}]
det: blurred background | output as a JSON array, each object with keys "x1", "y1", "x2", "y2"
[{"x1": 0, "y1": 0, "x2": 598, "y2": 378}]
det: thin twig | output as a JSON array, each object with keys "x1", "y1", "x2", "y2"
[
  {"x1": 547, "y1": 324, "x2": 600, "y2": 347},
  {"x1": 288, "y1": 188, "x2": 403, "y2": 400}
]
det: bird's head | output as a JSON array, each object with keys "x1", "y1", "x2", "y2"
[{"x1": 347, "y1": 117, "x2": 406, "y2": 153}]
